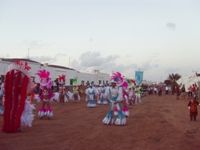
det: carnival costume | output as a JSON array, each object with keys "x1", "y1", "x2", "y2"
[
  {"x1": 86, "y1": 84, "x2": 97, "y2": 108},
  {"x1": 97, "y1": 84, "x2": 108, "y2": 105},
  {"x1": 2, "y1": 61, "x2": 35, "y2": 133},
  {"x1": 57, "y1": 75, "x2": 68, "y2": 103},
  {"x1": 102, "y1": 72, "x2": 128, "y2": 125},
  {"x1": 37, "y1": 70, "x2": 54, "y2": 119}
]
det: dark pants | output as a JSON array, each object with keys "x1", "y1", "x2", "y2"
[{"x1": 190, "y1": 112, "x2": 197, "y2": 121}]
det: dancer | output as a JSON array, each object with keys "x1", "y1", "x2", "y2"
[
  {"x1": 188, "y1": 97, "x2": 200, "y2": 121},
  {"x1": 98, "y1": 84, "x2": 108, "y2": 105},
  {"x1": 37, "y1": 69, "x2": 54, "y2": 119},
  {"x1": 102, "y1": 72, "x2": 127, "y2": 126},
  {"x1": 21, "y1": 93, "x2": 35, "y2": 127},
  {"x1": 2, "y1": 60, "x2": 35, "y2": 133},
  {"x1": 79, "y1": 80, "x2": 86, "y2": 100},
  {"x1": 128, "y1": 87, "x2": 135, "y2": 105},
  {"x1": 85, "y1": 83, "x2": 97, "y2": 108},
  {"x1": 122, "y1": 86, "x2": 129, "y2": 117},
  {"x1": 135, "y1": 86, "x2": 142, "y2": 104},
  {"x1": 73, "y1": 85, "x2": 80, "y2": 101},
  {"x1": 57, "y1": 75, "x2": 68, "y2": 103}
]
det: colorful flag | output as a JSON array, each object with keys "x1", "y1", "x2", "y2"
[{"x1": 135, "y1": 71, "x2": 143, "y2": 85}]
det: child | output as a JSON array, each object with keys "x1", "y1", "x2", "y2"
[{"x1": 188, "y1": 97, "x2": 200, "y2": 121}]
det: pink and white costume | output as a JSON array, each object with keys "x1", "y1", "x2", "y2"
[{"x1": 37, "y1": 70, "x2": 54, "y2": 119}]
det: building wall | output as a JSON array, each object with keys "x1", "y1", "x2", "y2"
[
  {"x1": 0, "y1": 59, "x2": 110, "y2": 85},
  {"x1": 0, "y1": 60, "x2": 10, "y2": 75}
]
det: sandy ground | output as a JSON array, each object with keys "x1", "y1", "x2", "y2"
[{"x1": 0, "y1": 95, "x2": 200, "y2": 150}]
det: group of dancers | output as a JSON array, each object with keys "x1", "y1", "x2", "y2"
[
  {"x1": 84, "y1": 72, "x2": 142, "y2": 126},
  {"x1": 2, "y1": 60, "x2": 200, "y2": 134},
  {"x1": 1, "y1": 60, "x2": 143, "y2": 133},
  {"x1": 1, "y1": 60, "x2": 57, "y2": 133}
]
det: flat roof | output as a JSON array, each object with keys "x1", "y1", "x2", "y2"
[
  {"x1": 45, "y1": 64, "x2": 76, "y2": 71},
  {"x1": 1, "y1": 58, "x2": 41, "y2": 64}
]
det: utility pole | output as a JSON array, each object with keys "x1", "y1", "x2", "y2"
[{"x1": 28, "y1": 48, "x2": 30, "y2": 59}]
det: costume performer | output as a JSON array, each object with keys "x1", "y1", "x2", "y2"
[
  {"x1": 127, "y1": 79, "x2": 136, "y2": 105},
  {"x1": 128, "y1": 87, "x2": 135, "y2": 105},
  {"x1": 122, "y1": 87, "x2": 129, "y2": 117},
  {"x1": 135, "y1": 86, "x2": 142, "y2": 104},
  {"x1": 73, "y1": 85, "x2": 80, "y2": 101},
  {"x1": 2, "y1": 60, "x2": 35, "y2": 133},
  {"x1": 102, "y1": 72, "x2": 127, "y2": 125},
  {"x1": 57, "y1": 75, "x2": 68, "y2": 103},
  {"x1": 97, "y1": 84, "x2": 108, "y2": 105},
  {"x1": 79, "y1": 81, "x2": 87, "y2": 101},
  {"x1": 85, "y1": 84, "x2": 97, "y2": 107},
  {"x1": 37, "y1": 69, "x2": 54, "y2": 119},
  {"x1": 188, "y1": 98, "x2": 200, "y2": 121}
]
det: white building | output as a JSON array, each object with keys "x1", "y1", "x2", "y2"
[{"x1": 0, "y1": 58, "x2": 110, "y2": 86}]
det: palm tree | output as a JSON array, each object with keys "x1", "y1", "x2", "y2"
[{"x1": 167, "y1": 73, "x2": 181, "y2": 94}]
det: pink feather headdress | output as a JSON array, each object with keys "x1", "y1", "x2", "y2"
[
  {"x1": 37, "y1": 69, "x2": 50, "y2": 79},
  {"x1": 37, "y1": 69, "x2": 52, "y2": 89},
  {"x1": 111, "y1": 72, "x2": 128, "y2": 88},
  {"x1": 7, "y1": 60, "x2": 31, "y2": 77}
]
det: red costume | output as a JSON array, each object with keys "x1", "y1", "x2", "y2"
[
  {"x1": 58, "y1": 75, "x2": 66, "y2": 103},
  {"x1": 2, "y1": 61, "x2": 32, "y2": 133},
  {"x1": 188, "y1": 99, "x2": 199, "y2": 121}
]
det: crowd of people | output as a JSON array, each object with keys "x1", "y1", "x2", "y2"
[{"x1": 0, "y1": 60, "x2": 200, "y2": 133}]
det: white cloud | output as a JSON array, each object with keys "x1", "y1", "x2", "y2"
[
  {"x1": 30, "y1": 53, "x2": 69, "y2": 65},
  {"x1": 166, "y1": 22, "x2": 176, "y2": 31},
  {"x1": 79, "y1": 51, "x2": 118, "y2": 67}
]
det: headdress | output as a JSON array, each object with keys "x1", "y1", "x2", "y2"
[
  {"x1": 111, "y1": 72, "x2": 128, "y2": 88},
  {"x1": 37, "y1": 69, "x2": 52, "y2": 89},
  {"x1": 7, "y1": 60, "x2": 31, "y2": 77},
  {"x1": 126, "y1": 79, "x2": 136, "y2": 88},
  {"x1": 3, "y1": 60, "x2": 32, "y2": 133},
  {"x1": 58, "y1": 75, "x2": 65, "y2": 85}
]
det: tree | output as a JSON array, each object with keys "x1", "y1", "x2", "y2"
[{"x1": 167, "y1": 73, "x2": 181, "y2": 94}]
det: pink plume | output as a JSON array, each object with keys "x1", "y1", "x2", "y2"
[{"x1": 37, "y1": 69, "x2": 50, "y2": 79}]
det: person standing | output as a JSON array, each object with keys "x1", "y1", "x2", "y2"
[
  {"x1": 102, "y1": 72, "x2": 127, "y2": 126},
  {"x1": 188, "y1": 97, "x2": 200, "y2": 121},
  {"x1": 37, "y1": 69, "x2": 54, "y2": 119},
  {"x1": 2, "y1": 61, "x2": 34, "y2": 133},
  {"x1": 85, "y1": 84, "x2": 97, "y2": 108}
]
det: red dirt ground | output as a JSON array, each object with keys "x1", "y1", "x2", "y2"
[{"x1": 1, "y1": 95, "x2": 200, "y2": 150}]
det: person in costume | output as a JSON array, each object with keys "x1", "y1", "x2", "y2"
[
  {"x1": 96, "y1": 84, "x2": 101, "y2": 104},
  {"x1": 85, "y1": 83, "x2": 97, "y2": 108},
  {"x1": 37, "y1": 69, "x2": 54, "y2": 119},
  {"x1": 2, "y1": 60, "x2": 35, "y2": 133},
  {"x1": 73, "y1": 85, "x2": 80, "y2": 101},
  {"x1": 102, "y1": 72, "x2": 127, "y2": 126},
  {"x1": 98, "y1": 84, "x2": 108, "y2": 105},
  {"x1": 57, "y1": 75, "x2": 68, "y2": 103},
  {"x1": 122, "y1": 87, "x2": 129, "y2": 117},
  {"x1": 128, "y1": 87, "x2": 135, "y2": 105},
  {"x1": 0, "y1": 83, "x2": 4, "y2": 115},
  {"x1": 79, "y1": 80, "x2": 87, "y2": 101},
  {"x1": 135, "y1": 86, "x2": 142, "y2": 104},
  {"x1": 21, "y1": 93, "x2": 35, "y2": 127},
  {"x1": 188, "y1": 97, "x2": 200, "y2": 121},
  {"x1": 126, "y1": 79, "x2": 136, "y2": 105}
]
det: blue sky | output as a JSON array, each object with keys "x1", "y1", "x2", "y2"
[{"x1": 0, "y1": 0, "x2": 200, "y2": 81}]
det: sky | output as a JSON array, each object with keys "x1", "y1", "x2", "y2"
[{"x1": 0, "y1": 0, "x2": 200, "y2": 81}]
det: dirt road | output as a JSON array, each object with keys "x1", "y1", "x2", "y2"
[{"x1": 0, "y1": 95, "x2": 200, "y2": 150}]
